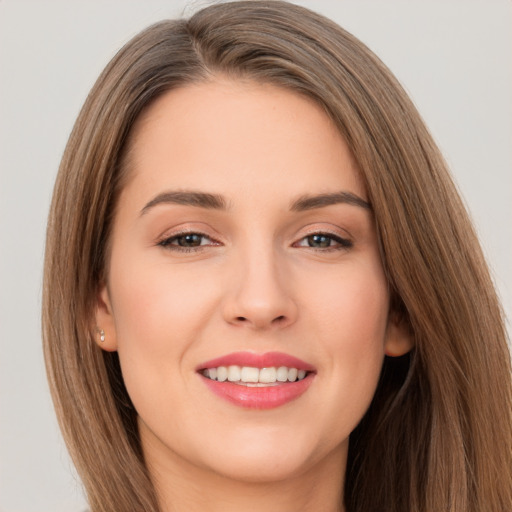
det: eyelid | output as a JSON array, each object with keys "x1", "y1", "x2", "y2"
[
  {"x1": 156, "y1": 228, "x2": 222, "y2": 252},
  {"x1": 155, "y1": 223, "x2": 353, "y2": 252},
  {"x1": 292, "y1": 225, "x2": 353, "y2": 251}
]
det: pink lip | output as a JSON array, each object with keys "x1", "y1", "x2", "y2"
[
  {"x1": 197, "y1": 351, "x2": 316, "y2": 410},
  {"x1": 197, "y1": 351, "x2": 315, "y2": 372}
]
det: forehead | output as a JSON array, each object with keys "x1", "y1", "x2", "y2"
[{"x1": 122, "y1": 79, "x2": 366, "y2": 208}]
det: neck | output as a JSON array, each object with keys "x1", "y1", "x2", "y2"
[{"x1": 147, "y1": 438, "x2": 347, "y2": 512}]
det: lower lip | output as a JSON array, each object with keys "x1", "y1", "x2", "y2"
[{"x1": 200, "y1": 374, "x2": 314, "y2": 409}]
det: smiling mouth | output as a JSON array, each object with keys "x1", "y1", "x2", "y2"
[
  {"x1": 201, "y1": 365, "x2": 309, "y2": 387},
  {"x1": 197, "y1": 351, "x2": 315, "y2": 408}
]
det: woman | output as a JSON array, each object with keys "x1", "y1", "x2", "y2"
[{"x1": 42, "y1": 1, "x2": 512, "y2": 511}]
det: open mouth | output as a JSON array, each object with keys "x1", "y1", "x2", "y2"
[
  {"x1": 197, "y1": 353, "x2": 316, "y2": 409},
  {"x1": 200, "y1": 365, "x2": 310, "y2": 387}
]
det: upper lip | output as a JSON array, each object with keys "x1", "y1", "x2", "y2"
[{"x1": 197, "y1": 351, "x2": 315, "y2": 372}]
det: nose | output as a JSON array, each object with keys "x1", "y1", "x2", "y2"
[{"x1": 222, "y1": 246, "x2": 298, "y2": 331}]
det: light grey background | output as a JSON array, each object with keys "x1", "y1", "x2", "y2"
[{"x1": 1, "y1": 1, "x2": 510, "y2": 511}]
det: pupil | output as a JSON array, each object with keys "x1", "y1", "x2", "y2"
[
  {"x1": 309, "y1": 234, "x2": 330, "y2": 248},
  {"x1": 178, "y1": 234, "x2": 202, "y2": 247}
]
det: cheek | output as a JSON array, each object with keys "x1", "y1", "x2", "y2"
[
  {"x1": 107, "y1": 255, "x2": 221, "y2": 404},
  {"x1": 308, "y1": 257, "x2": 389, "y2": 349},
  {"x1": 301, "y1": 259, "x2": 389, "y2": 428},
  {"x1": 110, "y1": 255, "x2": 219, "y2": 345}
]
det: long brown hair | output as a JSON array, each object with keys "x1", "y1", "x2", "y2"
[{"x1": 42, "y1": 2, "x2": 512, "y2": 511}]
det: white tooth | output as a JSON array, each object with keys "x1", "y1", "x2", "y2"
[
  {"x1": 207, "y1": 368, "x2": 217, "y2": 380},
  {"x1": 259, "y1": 367, "x2": 277, "y2": 383},
  {"x1": 241, "y1": 366, "x2": 259, "y2": 383},
  {"x1": 297, "y1": 369, "x2": 306, "y2": 380},
  {"x1": 287, "y1": 367, "x2": 298, "y2": 382},
  {"x1": 217, "y1": 366, "x2": 228, "y2": 382},
  {"x1": 276, "y1": 366, "x2": 288, "y2": 382},
  {"x1": 227, "y1": 365, "x2": 241, "y2": 382}
]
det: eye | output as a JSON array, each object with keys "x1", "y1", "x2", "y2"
[
  {"x1": 295, "y1": 233, "x2": 352, "y2": 250},
  {"x1": 158, "y1": 232, "x2": 218, "y2": 251}
]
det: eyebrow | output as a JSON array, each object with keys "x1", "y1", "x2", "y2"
[
  {"x1": 290, "y1": 191, "x2": 371, "y2": 211},
  {"x1": 140, "y1": 189, "x2": 371, "y2": 216},
  {"x1": 140, "y1": 190, "x2": 228, "y2": 215}
]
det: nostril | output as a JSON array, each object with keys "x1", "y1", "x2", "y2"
[{"x1": 231, "y1": 314, "x2": 289, "y2": 327}]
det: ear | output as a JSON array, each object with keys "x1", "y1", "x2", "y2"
[
  {"x1": 94, "y1": 282, "x2": 118, "y2": 352},
  {"x1": 384, "y1": 311, "x2": 413, "y2": 357}
]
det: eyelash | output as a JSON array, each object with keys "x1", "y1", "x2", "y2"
[
  {"x1": 293, "y1": 232, "x2": 353, "y2": 251},
  {"x1": 157, "y1": 230, "x2": 219, "y2": 253},
  {"x1": 157, "y1": 230, "x2": 353, "y2": 253}
]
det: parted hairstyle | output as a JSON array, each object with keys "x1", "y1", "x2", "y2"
[{"x1": 42, "y1": 2, "x2": 512, "y2": 511}]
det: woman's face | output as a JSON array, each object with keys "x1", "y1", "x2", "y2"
[{"x1": 96, "y1": 79, "x2": 410, "y2": 484}]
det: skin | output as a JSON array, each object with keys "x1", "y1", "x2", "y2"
[{"x1": 96, "y1": 79, "x2": 411, "y2": 512}]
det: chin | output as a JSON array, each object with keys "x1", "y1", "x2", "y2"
[
  {"x1": 195, "y1": 425, "x2": 344, "y2": 484},
  {"x1": 205, "y1": 449, "x2": 312, "y2": 484}
]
